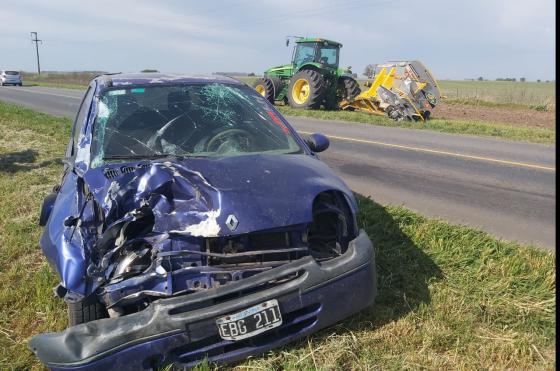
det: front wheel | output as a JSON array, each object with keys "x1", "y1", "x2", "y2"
[
  {"x1": 253, "y1": 77, "x2": 275, "y2": 103},
  {"x1": 287, "y1": 69, "x2": 325, "y2": 109},
  {"x1": 338, "y1": 76, "x2": 361, "y2": 101},
  {"x1": 67, "y1": 300, "x2": 108, "y2": 326}
]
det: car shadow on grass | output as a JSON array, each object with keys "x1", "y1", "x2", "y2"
[
  {"x1": 0, "y1": 149, "x2": 59, "y2": 173},
  {"x1": 338, "y1": 193, "x2": 442, "y2": 328},
  {"x1": 229, "y1": 194, "x2": 442, "y2": 368}
]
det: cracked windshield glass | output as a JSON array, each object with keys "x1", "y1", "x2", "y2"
[{"x1": 91, "y1": 83, "x2": 301, "y2": 167}]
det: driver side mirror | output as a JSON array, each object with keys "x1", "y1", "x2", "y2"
[{"x1": 305, "y1": 133, "x2": 329, "y2": 153}]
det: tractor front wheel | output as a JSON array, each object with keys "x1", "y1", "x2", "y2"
[
  {"x1": 287, "y1": 70, "x2": 325, "y2": 109},
  {"x1": 338, "y1": 76, "x2": 361, "y2": 101},
  {"x1": 253, "y1": 77, "x2": 275, "y2": 103}
]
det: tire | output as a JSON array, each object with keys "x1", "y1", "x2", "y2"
[
  {"x1": 322, "y1": 93, "x2": 339, "y2": 110},
  {"x1": 67, "y1": 300, "x2": 108, "y2": 326},
  {"x1": 253, "y1": 77, "x2": 275, "y2": 103},
  {"x1": 287, "y1": 69, "x2": 325, "y2": 109},
  {"x1": 338, "y1": 76, "x2": 361, "y2": 101}
]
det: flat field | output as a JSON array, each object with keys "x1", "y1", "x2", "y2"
[{"x1": 437, "y1": 80, "x2": 555, "y2": 108}]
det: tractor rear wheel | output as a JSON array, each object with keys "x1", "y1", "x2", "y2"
[
  {"x1": 253, "y1": 77, "x2": 275, "y2": 103},
  {"x1": 287, "y1": 69, "x2": 325, "y2": 109}
]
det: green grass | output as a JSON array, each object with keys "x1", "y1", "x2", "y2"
[
  {"x1": 437, "y1": 80, "x2": 556, "y2": 109},
  {"x1": 0, "y1": 102, "x2": 555, "y2": 370},
  {"x1": 277, "y1": 106, "x2": 556, "y2": 144},
  {"x1": 22, "y1": 71, "x2": 100, "y2": 90},
  {"x1": 24, "y1": 81, "x2": 86, "y2": 90}
]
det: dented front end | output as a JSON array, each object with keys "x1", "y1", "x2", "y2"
[
  {"x1": 41, "y1": 152, "x2": 359, "y2": 305},
  {"x1": 33, "y1": 152, "x2": 376, "y2": 368}
]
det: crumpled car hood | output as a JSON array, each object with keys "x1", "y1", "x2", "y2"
[{"x1": 83, "y1": 153, "x2": 355, "y2": 237}]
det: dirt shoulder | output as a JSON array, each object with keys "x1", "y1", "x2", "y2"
[{"x1": 432, "y1": 103, "x2": 555, "y2": 129}]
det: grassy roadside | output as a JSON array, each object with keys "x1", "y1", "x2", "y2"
[
  {"x1": 24, "y1": 81, "x2": 86, "y2": 90},
  {"x1": 22, "y1": 72, "x2": 98, "y2": 90},
  {"x1": 277, "y1": 106, "x2": 556, "y2": 145},
  {"x1": 0, "y1": 102, "x2": 555, "y2": 370}
]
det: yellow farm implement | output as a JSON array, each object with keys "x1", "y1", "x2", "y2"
[{"x1": 339, "y1": 60, "x2": 441, "y2": 121}]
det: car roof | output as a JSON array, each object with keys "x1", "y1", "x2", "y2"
[{"x1": 93, "y1": 73, "x2": 244, "y2": 89}]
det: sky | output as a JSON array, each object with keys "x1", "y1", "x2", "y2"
[{"x1": 0, "y1": 0, "x2": 555, "y2": 81}]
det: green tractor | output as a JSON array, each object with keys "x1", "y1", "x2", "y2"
[{"x1": 253, "y1": 37, "x2": 360, "y2": 109}]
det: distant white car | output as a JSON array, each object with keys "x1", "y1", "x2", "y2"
[{"x1": 0, "y1": 70, "x2": 22, "y2": 86}]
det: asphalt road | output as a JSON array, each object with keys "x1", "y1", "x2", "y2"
[{"x1": 0, "y1": 85, "x2": 555, "y2": 249}]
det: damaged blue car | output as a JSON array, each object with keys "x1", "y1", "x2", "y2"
[{"x1": 30, "y1": 73, "x2": 377, "y2": 370}]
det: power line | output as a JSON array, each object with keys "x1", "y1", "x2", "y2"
[{"x1": 30, "y1": 32, "x2": 42, "y2": 75}]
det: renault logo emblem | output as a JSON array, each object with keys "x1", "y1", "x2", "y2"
[{"x1": 225, "y1": 214, "x2": 239, "y2": 231}]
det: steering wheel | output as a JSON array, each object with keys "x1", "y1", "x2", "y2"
[
  {"x1": 302, "y1": 55, "x2": 314, "y2": 63},
  {"x1": 206, "y1": 129, "x2": 253, "y2": 153},
  {"x1": 145, "y1": 114, "x2": 194, "y2": 154}
]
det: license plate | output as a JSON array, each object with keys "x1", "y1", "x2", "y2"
[{"x1": 216, "y1": 299, "x2": 282, "y2": 341}]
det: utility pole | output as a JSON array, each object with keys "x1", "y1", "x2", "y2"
[{"x1": 30, "y1": 32, "x2": 42, "y2": 75}]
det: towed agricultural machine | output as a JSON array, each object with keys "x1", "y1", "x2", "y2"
[
  {"x1": 339, "y1": 61, "x2": 441, "y2": 121},
  {"x1": 253, "y1": 37, "x2": 441, "y2": 121}
]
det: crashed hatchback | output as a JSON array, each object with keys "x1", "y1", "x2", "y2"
[{"x1": 30, "y1": 73, "x2": 377, "y2": 370}]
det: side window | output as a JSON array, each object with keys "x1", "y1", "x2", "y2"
[
  {"x1": 71, "y1": 86, "x2": 95, "y2": 156},
  {"x1": 319, "y1": 47, "x2": 337, "y2": 66},
  {"x1": 293, "y1": 44, "x2": 316, "y2": 66}
]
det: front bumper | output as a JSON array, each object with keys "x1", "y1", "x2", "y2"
[
  {"x1": 1, "y1": 79, "x2": 21, "y2": 85},
  {"x1": 29, "y1": 230, "x2": 377, "y2": 370}
]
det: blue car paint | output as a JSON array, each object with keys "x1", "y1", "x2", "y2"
[
  {"x1": 33, "y1": 73, "x2": 374, "y2": 369},
  {"x1": 43, "y1": 153, "x2": 357, "y2": 298}
]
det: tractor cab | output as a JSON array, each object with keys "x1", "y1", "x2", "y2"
[{"x1": 291, "y1": 38, "x2": 341, "y2": 70}]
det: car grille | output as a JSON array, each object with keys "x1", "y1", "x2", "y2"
[
  {"x1": 206, "y1": 231, "x2": 308, "y2": 267},
  {"x1": 167, "y1": 270, "x2": 305, "y2": 314}
]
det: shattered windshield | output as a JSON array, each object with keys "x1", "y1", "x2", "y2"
[{"x1": 90, "y1": 83, "x2": 301, "y2": 167}]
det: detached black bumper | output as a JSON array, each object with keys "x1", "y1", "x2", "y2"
[{"x1": 29, "y1": 230, "x2": 377, "y2": 370}]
